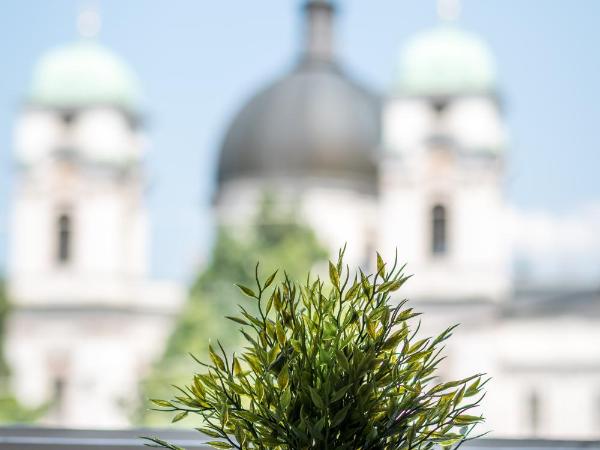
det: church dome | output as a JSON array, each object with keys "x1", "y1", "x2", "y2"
[
  {"x1": 394, "y1": 26, "x2": 497, "y2": 97},
  {"x1": 218, "y1": 1, "x2": 379, "y2": 187},
  {"x1": 28, "y1": 40, "x2": 141, "y2": 114}
]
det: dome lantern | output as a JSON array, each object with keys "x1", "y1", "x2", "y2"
[{"x1": 302, "y1": 0, "x2": 336, "y2": 64}]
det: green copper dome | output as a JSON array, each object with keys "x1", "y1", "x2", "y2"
[
  {"x1": 395, "y1": 26, "x2": 497, "y2": 97},
  {"x1": 29, "y1": 40, "x2": 141, "y2": 113}
]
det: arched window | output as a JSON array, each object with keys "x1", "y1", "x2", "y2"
[
  {"x1": 431, "y1": 204, "x2": 447, "y2": 256},
  {"x1": 57, "y1": 213, "x2": 72, "y2": 264}
]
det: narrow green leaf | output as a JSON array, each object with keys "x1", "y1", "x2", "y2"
[
  {"x1": 209, "y1": 345, "x2": 225, "y2": 371},
  {"x1": 281, "y1": 388, "x2": 291, "y2": 409},
  {"x1": 205, "y1": 441, "x2": 233, "y2": 449},
  {"x1": 277, "y1": 364, "x2": 289, "y2": 389},
  {"x1": 332, "y1": 403, "x2": 351, "y2": 427},
  {"x1": 143, "y1": 437, "x2": 184, "y2": 450},
  {"x1": 196, "y1": 428, "x2": 222, "y2": 438},
  {"x1": 455, "y1": 414, "x2": 483, "y2": 425},
  {"x1": 336, "y1": 349, "x2": 349, "y2": 372},
  {"x1": 236, "y1": 284, "x2": 256, "y2": 298},
  {"x1": 276, "y1": 322, "x2": 286, "y2": 346},
  {"x1": 232, "y1": 357, "x2": 242, "y2": 377},
  {"x1": 225, "y1": 316, "x2": 249, "y2": 326},
  {"x1": 150, "y1": 399, "x2": 173, "y2": 408},
  {"x1": 309, "y1": 387, "x2": 325, "y2": 409},
  {"x1": 171, "y1": 411, "x2": 188, "y2": 423},
  {"x1": 376, "y1": 252, "x2": 385, "y2": 276},
  {"x1": 329, "y1": 261, "x2": 340, "y2": 288},
  {"x1": 264, "y1": 270, "x2": 278, "y2": 289},
  {"x1": 465, "y1": 378, "x2": 481, "y2": 397}
]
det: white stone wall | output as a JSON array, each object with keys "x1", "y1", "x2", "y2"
[
  {"x1": 6, "y1": 306, "x2": 179, "y2": 427},
  {"x1": 448, "y1": 316, "x2": 600, "y2": 439},
  {"x1": 402, "y1": 301, "x2": 600, "y2": 440},
  {"x1": 7, "y1": 105, "x2": 183, "y2": 427},
  {"x1": 216, "y1": 176, "x2": 377, "y2": 268}
]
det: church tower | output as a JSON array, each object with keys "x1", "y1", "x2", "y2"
[
  {"x1": 379, "y1": 7, "x2": 510, "y2": 303},
  {"x1": 10, "y1": 31, "x2": 147, "y2": 302},
  {"x1": 6, "y1": 13, "x2": 182, "y2": 427}
]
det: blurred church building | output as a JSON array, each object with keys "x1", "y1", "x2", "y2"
[
  {"x1": 215, "y1": 0, "x2": 600, "y2": 440},
  {"x1": 4, "y1": 0, "x2": 599, "y2": 439}
]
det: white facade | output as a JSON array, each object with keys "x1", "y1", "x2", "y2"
[
  {"x1": 379, "y1": 93, "x2": 509, "y2": 302},
  {"x1": 11, "y1": 108, "x2": 147, "y2": 298},
  {"x1": 6, "y1": 41, "x2": 183, "y2": 427},
  {"x1": 453, "y1": 313, "x2": 600, "y2": 439}
]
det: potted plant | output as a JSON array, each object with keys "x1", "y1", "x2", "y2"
[{"x1": 146, "y1": 249, "x2": 487, "y2": 449}]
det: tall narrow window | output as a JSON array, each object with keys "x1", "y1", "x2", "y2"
[
  {"x1": 596, "y1": 392, "x2": 600, "y2": 431},
  {"x1": 57, "y1": 213, "x2": 72, "y2": 264},
  {"x1": 529, "y1": 390, "x2": 540, "y2": 435},
  {"x1": 52, "y1": 376, "x2": 66, "y2": 420},
  {"x1": 431, "y1": 204, "x2": 447, "y2": 255}
]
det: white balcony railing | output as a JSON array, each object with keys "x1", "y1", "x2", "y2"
[{"x1": 0, "y1": 428, "x2": 599, "y2": 450}]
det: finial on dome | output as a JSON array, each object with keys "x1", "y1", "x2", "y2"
[
  {"x1": 77, "y1": 6, "x2": 102, "y2": 38},
  {"x1": 437, "y1": 0, "x2": 462, "y2": 22},
  {"x1": 302, "y1": 0, "x2": 336, "y2": 63}
]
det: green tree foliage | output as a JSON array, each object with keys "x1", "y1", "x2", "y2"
[
  {"x1": 0, "y1": 278, "x2": 47, "y2": 423},
  {"x1": 146, "y1": 250, "x2": 487, "y2": 449},
  {"x1": 139, "y1": 196, "x2": 327, "y2": 424},
  {"x1": 0, "y1": 279, "x2": 11, "y2": 388}
]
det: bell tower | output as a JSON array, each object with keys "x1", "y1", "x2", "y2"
[
  {"x1": 379, "y1": 12, "x2": 510, "y2": 303},
  {"x1": 9, "y1": 38, "x2": 147, "y2": 306},
  {"x1": 6, "y1": 13, "x2": 182, "y2": 427}
]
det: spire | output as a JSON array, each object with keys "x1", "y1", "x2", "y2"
[
  {"x1": 302, "y1": 0, "x2": 336, "y2": 63},
  {"x1": 77, "y1": 6, "x2": 102, "y2": 39},
  {"x1": 437, "y1": 0, "x2": 461, "y2": 22}
]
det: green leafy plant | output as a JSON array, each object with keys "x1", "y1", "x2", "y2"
[{"x1": 146, "y1": 249, "x2": 487, "y2": 449}]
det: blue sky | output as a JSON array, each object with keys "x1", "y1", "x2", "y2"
[{"x1": 1, "y1": 0, "x2": 599, "y2": 281}]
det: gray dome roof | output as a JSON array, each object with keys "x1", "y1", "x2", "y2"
[{"x1": 217, "y1": 1, "x2": 380, "y2": 187}]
